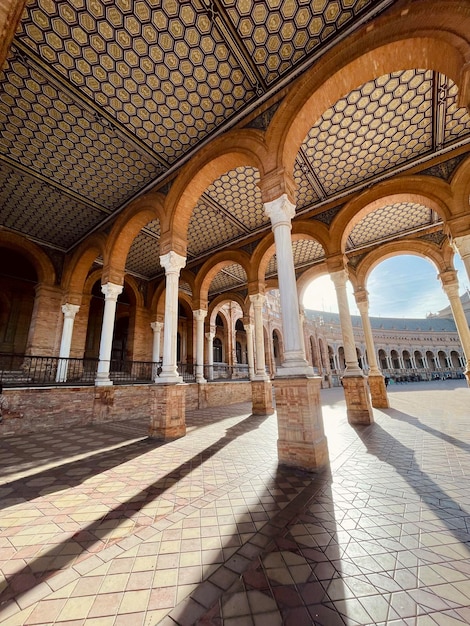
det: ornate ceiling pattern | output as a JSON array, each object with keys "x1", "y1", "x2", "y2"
[{"x1": 1, "y1": 1, "x2": 470, "y2": 300}]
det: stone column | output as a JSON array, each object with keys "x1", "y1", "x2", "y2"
[
  {"x1": 56, "y1": 303, "x2": 80, "y2": 382},
  {"x1": 244, "y1": 323, "x2": 255, "y2": 380},
  {"x1": 330, "y1": 269, "x2": 373, "y2": 424},
  {"x1": 205, "y1": 331, "x2": 215, "y2": 381},
  {"x1": 194, "y1": 309, "x2": 207, "y2": 384},
  {"x1": 95, "y1": 282, "x2": 123, "y2": 386},
  {"x1": 440, "y1": 271, "x2": 470, "y2": 384},
  {"x1": 264, "y1": 195, "x2": 312, "y2": 377},
  {"x1": 157, "y1": 251, "x2": 186, "y2": 384},
  {"x1": 150, "y1": 321, "x2": 163, "y2": 380},
  {"x1": 452, "y1": 235, "x2": 470, "y2": 283},
  {"x1": 250, "y1": 293, "x2": 269, "y2": 381},
  {"x1": 355, "y1": 289, "x2": 389, "y2": 408}
]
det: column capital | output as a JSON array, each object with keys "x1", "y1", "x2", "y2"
[
  {"x1": 264, "y1": 194, "x2": 295, "y2": 227},
  {"x1": 193, "y1": 309, "x2": 207, "y2": 322},
  {"x1": 354, "y1": 287, "x2": 369, "y2": 310},
  {"x1": 244, "y1": 323, "x2": 253, "y2": 334},
  {"x1": 151, "y1": 321, "x2": 163, "y2": 332},
  {"x1": 159, "y1": 250, "x2": 186, "y2": 274},
  {"x1": 205, "y1": 331, "x2": 215, "y2": 341},
  {"x1": 61, "y1": 303, "x2": 80, "y2": 319},
  {"x1": 101, "y1": 282, "x2": 123, "y2": 301},
  {"x1": 250, "y1": 293, "x2": 266, "y2": 308},
  {"x1": 452, "y1": 234, "x2": 470, "y2": 257},
  {"x1": 330, "y1": 268, "x2": 349, "y2": 289}
]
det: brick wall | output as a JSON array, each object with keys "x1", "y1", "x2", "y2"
[{"x1": 0, "y1": 381, "x2": 252, "y2": 437}]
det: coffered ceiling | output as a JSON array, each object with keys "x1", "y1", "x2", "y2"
[{"x1": 1, "y1": 0, "x2": 470, "y2": 298}]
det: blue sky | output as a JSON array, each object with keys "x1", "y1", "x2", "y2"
[{"x1": 302, "y1": 254, "x2": 469, "y2": 318}]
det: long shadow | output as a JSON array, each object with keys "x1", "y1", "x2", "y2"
[
  {"x1": 0, "y1": 412, "x2": 270, "y2": 608},
  {"x1": 384, "y1": 407, "x2": 470, "y2": 454},
  {"x1": 353, "y1": 421, "x2": 470, "y2": 546}
]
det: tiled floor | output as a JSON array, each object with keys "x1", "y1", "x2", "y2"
[{"x1": 1, "y1": 379, "x2": 470, "y2": 625}]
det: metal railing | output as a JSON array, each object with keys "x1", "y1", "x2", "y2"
[{"x1": 0, "y1": 354, "x2": 253, "y2": 388}]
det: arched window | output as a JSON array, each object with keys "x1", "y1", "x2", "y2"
[{"x1": 213, "y1": 337, "x2": 223, "y2": 362}]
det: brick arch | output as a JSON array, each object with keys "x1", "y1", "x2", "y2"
[
  {"x1": 104, "y1": 192, "x2": 164, "y2": 283},
  {"x1": 0, "y1": 230, "x2": 56, "y2": 285},
  {"x1": 327, "y1": 176, "x2": 453, "y2": 255},
  {"x1": 61, "y1": 233, "x2": 106, "y2": 303},
  {"x1": 193, "y1": 249, "x2": 253, "y2": 309},
  {"x1": 123, "y1": 275, "x2": 144, "y2": 309},
  {"x1": 208, "y1": 293, "x2": 249, "y2": 325},
  {"x1": 83, "y1": 269, "x2": 103, "y2": 296},
  {"x1": 268, "y1": 2, "x2": 470, "y2": 175},
  {"x1": 161, "y1": 130, "x2": 268, "y2": 254},
  {"x1": 353, "y1": 239, "x2": 454, "y2": 289}
]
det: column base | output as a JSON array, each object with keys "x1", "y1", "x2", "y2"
[
  {"x1": 148, "y1": 384, "x2": 186, "y2": 440},
  {"x1": 273, "y1": 376, "x2": 329, "y2": 472},
  {"x1": 368, "y1": 374, "x2": 390, "y2": 409},
  {"x1": 155, "y1": 374, "x2": 184, "y2": 384},
  {"x1": 95, "y1": 375, "x2": 113, "y2": 387},
  {"x1": 342, "y1": 375, "x2": 374, "y2": 425},
  {"x1": 251, "y1": 380, "x2": 274, "y2": 415}
]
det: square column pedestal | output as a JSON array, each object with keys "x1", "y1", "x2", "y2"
[
  {"x1": 342, "y1": 376, "x2": 374, "y2": 425},
  {"x1": 251, "y1": 380, "x2": 274, "y2": 415},
  {"x1": 149, "y1": 383, "x2": 186, "y2": 440},
  {"x1": 368, "y1": 374, "x2": 390, "y2": 409},
  {"x1": 274, "y1": 376, "x2": 329, "y2": 472}
]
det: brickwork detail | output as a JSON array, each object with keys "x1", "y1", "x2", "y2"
[
  {"x1": 251, "y1": 380, "x2": 274, "y2": 415},
  {"x1": 368, "y1": 374, "x2": 389, "y2": 409},
  {"x1": 273, "y1": 377, "x2": 329, "y2": 471},
  {"x1": 148, "y1": 384, "x2": 186, "y2": 440},
  {"x1": 342, "y1": 376, "x2": 374, "y2": 425}
]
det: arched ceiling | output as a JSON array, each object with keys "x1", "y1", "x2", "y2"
[{"x1": 1, "y1": 0, "x2": 470, "y2": 297}]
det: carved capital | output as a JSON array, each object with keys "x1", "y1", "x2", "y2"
[
  {"x1": 159, "y1": 250, "x2": 186, "y2": 275},
  {"x1": 61, "y1": 303, "x2": 80, "y2": 320},
  {"x1": 101, "y1": 282, "x2": 123, "y2": 301},
  {"x1": 264, "y1": 194, "x2": 295, "y2": 228}
]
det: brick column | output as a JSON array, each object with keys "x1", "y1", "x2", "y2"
[
  {"x1": 95, "y1": 282, "x2": 123, "y2": 386},
  {"x1": 56, "y1": 303, "x2": 80, "y2": 382},
  {"x1": 26, "y1": 284, "x2": 63, "y2": 356},
  {"x1": 355, "y1": 288, "x2": 389, "y2": 409},
  {"x1": 148, "y1": 383, "x2": 186, "y2": 440},
  {"x1": 157, "y1": 251, "x2": 186, "y2": 384},
  {"x1": 330, "y1": 270, "x2": 373, "y2": 425}
]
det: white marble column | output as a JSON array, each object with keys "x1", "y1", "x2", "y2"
[
  {"x1": 244, "y1": 323, "x2": 255, "y2": 380},
  {"x1": 157, "y1": 251, "x2": 186, "y2": 384},
  {"x1": 250, "y1": 293, "x2": 269, "y2": 381},
  {"x1": 440, "y1": 273, "x2": 470, "y2": 381},
  {"x1": 194, "y1": 309, "x2": 207, "y2": 384},
  {"x1": 150, "y1": 321, "x2": 163, "y2": 381},
  {"x1": 205, "y1": 331, "x2": 215, "y2": 381},
  {"x1": 95, "y1": 282, "x2": 123, "y2": 386},
  {"x1": 355, "y1": 295, "x2": 381, "y2": 376},
  {"x1": 264, "y1": 195, "x2": 312, "y2": 377},
  {"x1": 56, "y1": 303, "x2": 80, "y2": 382},
  {"x1": 330, "y1": 270, "x2": 363, "y2": 376},
  {"x1": 452, "y1": 235, "x2": 470, "y2": 283}
]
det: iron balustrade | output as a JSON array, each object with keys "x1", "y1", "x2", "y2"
[{"x1": 203, "y1": 363, "x2": 250, "y2": 381}]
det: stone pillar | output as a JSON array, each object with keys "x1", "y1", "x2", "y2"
[
  {"x1": 95, "y1": 282, "x2": 123, "y2": 386},
  {"x1": 194, "y1": 309, "x2": 207, "y2": 384},
  {"x1": 56, "y1": 303, "x2": 80, "y2": 382},
  {"x1": 330, "y1": 270, "x2": 373, "y2": 424},
  {"x1": 452, "y1": 235, "x2": 470, "y2": 283},
  {"x1": 250, "y1": 294, "x2": 269, "y2": 381},
  {"x1": 205, "y1": 331, "x2": 214, "y2": 381},
  {"x1": 151, "y1": 320, "x2": 163, "y2": 381},
  {"x1": 148, "y1": 383, "x2": 186, "y2": 440},
  {"x1": 440, "y1": 271, "x2": 470, "y2": 384},
  {"x1": 355, "y1": 289, "x2": 389, "y2": 408},
  {"x1": 157, "y1": 251, "x2": 186, "y2": 384},
  {"x1": 264, "y1": 195, "x2": 312, "y2": 377},
  {"x1": 244, "y1": 323, "x2": 255, "y2": 380}
]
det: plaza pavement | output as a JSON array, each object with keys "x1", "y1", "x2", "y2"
[{"x1": 0, "y1": 379, "x2": 469, "y2": 625}]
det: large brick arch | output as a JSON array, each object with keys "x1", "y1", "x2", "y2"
[
  {"x1": 0, "y1": 230, "x2": 56, "y2": 286},
  {"x1": 161, "y1": 130, "x2": 268, "y2": 255},
  {"x1": 103, "y1": 192, "x2": 165, "y2": 283},
  {"x1": 352, "y1": 239, "x2": 454, "y2": 290},
  {"x1": 194, "y1": 249, "x2": 253, "y2": 309},
  {"x1": 267, "y1": 1, "x2": 470, "y2": 175},
  {"x1": 328, "y1": 176, "x2": 454, "y2": 255},
  {"x1": 61, "y1": 233, "x2": 106, "y2": 302},
  {"x1": 449, "y1": 154, "x2": 470, "y2": 236}
]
